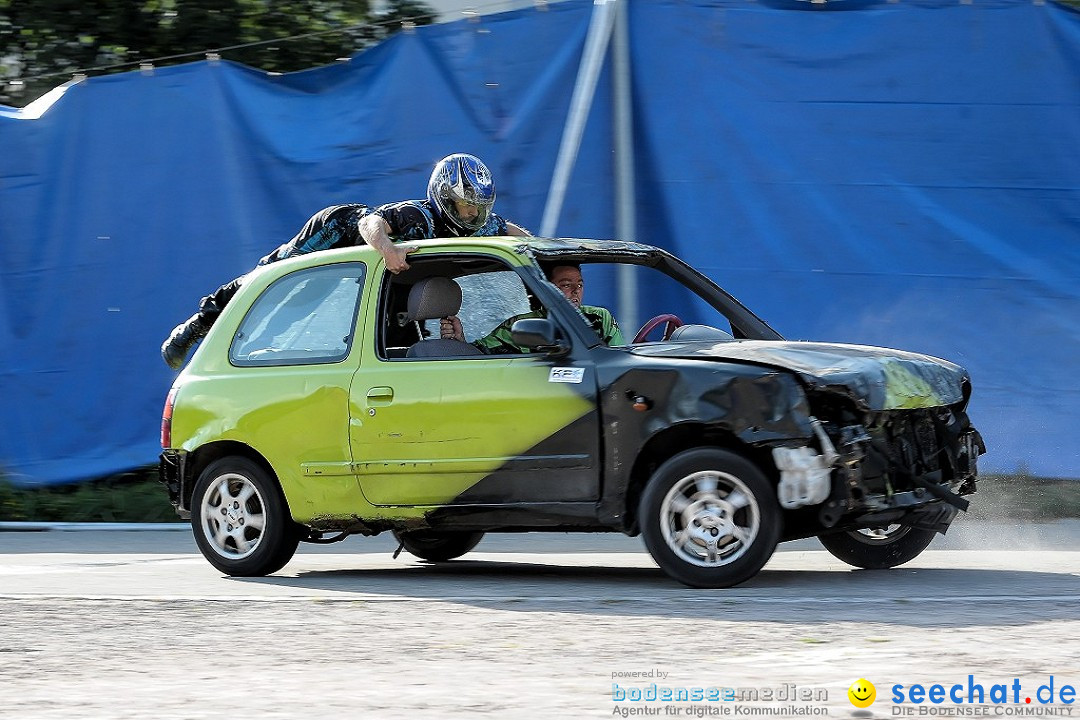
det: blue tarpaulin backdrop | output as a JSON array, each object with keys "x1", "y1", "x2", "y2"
[{"x1": 1, "y1": 0, "x2": 1078, "y2": 486}]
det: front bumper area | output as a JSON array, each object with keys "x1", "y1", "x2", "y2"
[{"x1": 775, "y1": 402, "x2": 984, "y2": 540}]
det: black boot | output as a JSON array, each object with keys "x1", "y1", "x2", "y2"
[{"x1": 161, "y1": 314, "x2": 210, "y2": 369}]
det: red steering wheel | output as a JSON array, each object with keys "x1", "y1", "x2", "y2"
[{"x1": 633, "y1": 314, "x2": 684, "y2": 343}]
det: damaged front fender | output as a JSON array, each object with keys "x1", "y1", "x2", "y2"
[
  {"x1": 598, "y1": 360, "x2": 819, "y2": 525},
  {"x1": 610, "y1": 364, "x2": 816, "y2": 444}
]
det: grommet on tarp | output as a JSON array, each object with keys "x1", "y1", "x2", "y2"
[
  {"x1": 206, "y1": 52, "x2": 221, "y2": 63},
  {"x1": 140, "y1": 62, "x2": 154, "y2": 76}
]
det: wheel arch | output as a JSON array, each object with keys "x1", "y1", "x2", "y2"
[
  {"x1": 621, "y1": 422, "x2": 779, "y2": 532},
  {"x1": 183, "y1": 441, "x2": 283, "y2": 513}
]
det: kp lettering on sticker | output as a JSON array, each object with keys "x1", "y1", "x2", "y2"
[{"x1": 549, "y1": 367, "x2": 585, "y2": 383}]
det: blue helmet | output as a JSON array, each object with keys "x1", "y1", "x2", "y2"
[{"x1": 427, "y1": 153, "x2": 496, "y2": 236}]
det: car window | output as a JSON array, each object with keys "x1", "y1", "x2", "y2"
[
  {"x1": 378, "y1": 256, "x2": 544, "y2": 360},
  {"x1": 455, "y1": 271, "x2": 532, "y2": 343},
  {"x1": 230, "y1": 262, "x2": 365, "y2": 366},
  {"x1": 578, "y1": 261, "x2": 735, "y2": 342}
]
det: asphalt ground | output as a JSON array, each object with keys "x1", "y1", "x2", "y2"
[{"x1": 1, "y1": 519, "x2": 1078, "y2": 720}]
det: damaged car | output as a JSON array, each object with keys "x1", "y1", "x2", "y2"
[{"x1": 160, "y1": 237, "x2": 985, "y2": 588}]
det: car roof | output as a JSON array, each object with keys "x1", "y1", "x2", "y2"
[
  {"x1": 406, "y1": 236, "x2": 672, "y2": 264},
  {"x1": 380, "y1": 237, "x2": 673, "y2": 285},
  {"x1": 247, "y1": 237, "x2": 678, "y2": 290}
]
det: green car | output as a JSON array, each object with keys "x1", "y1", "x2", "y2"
[{"x1": 159, "y1": 237, "x2": 984, "y2": 588}]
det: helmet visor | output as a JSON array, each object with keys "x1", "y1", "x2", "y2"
[{"x1": 447, "y1": 197, "x2": 492, "y2": 232}]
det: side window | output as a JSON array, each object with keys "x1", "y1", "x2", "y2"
[
  {"x1": 230, "y1": 262, "x2": 365, "y2": 366},
  {"x1": 378, "y1": 257, "x2": 539, "y2": 360},
  {"x1": 455, "y1": 271, "x2": 532, "y2": 343},
  {"x1": 586, "y1": 262, "x2": 735, "y2": 341}
]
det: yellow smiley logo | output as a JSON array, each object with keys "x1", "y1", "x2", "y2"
[{"x1": 848, "y1": 679, "x2": 876, "y2": 708}]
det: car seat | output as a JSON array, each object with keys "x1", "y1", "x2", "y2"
[{"x1": 404, "y1": 277, "x2": 483, "y2": 358}]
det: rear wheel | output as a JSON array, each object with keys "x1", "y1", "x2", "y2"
[
  {"x1": 392, "y1": 530, "x2": 484, "y2": 561},
  {"x1": 818, "y1": 525, "x2": 937, "y2": 569},
  {"x1": 191, "y1": 457, "x2": 301, "y2": 576},
  {"x1": 639, "y1": 448, "x2": 781, "y2": 588}
]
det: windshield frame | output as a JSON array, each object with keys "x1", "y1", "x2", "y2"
[{"x1": 523, "y1": 239, "x2": 784, "y2": 342}]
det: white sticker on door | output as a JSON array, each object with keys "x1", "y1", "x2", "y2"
[{"x1": 548, "y1": 367, "x2": 585, "y2": 384}]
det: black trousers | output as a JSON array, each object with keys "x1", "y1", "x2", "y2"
[
  {"x1": 197, "y1": 275, "x2": 245, "y2": 324},
  {"x1": 190, "y1": 203, "x2": 368, "y2": 327}
]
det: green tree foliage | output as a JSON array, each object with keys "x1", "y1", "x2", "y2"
[
  {"x1": 0, "y1": 0, "x2": 435, "y2": 107},
  {"x1": 0, "y1": 469, "x2": 179, "y2": 522}
]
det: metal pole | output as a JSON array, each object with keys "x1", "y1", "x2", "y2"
[
  {"x1": 539, "y1": 0, "x2": 617, "y2": 238},
  {"x1": 612, "y1": 0, "x2": 638, "y2": 333}
]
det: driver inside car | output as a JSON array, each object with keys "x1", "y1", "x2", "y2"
[{"x1": 440, "y1": 263, "x2": 625, "y2": 353}]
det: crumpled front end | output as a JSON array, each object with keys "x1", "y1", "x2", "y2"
[
  {"x1": 775, "y1": 383, "x2": 985, "y2": 538},
  {"x1": 632, "y1": 338, "x2": 986, "y2": 536}
]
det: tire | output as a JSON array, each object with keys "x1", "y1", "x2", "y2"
[
  {"x1": 191, "y1": 457, "x2": 301, "y2": 576},
  {"x1": 639, "y1": 448, "x2": 781, "y2": 589},
  {"x1": 818, "y1": 525, "x2": 937, "y2": 569},
  {"x1": 392, "y1": 530, "x2": 484, "y2": 561}
]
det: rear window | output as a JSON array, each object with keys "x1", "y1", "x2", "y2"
[{"x1": 230, "y1": 262, "x2": 365, "y2": 366}]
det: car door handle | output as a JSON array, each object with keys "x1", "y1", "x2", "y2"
[{"x1": 367, "y1": 386, "x2": 394, "y2": 405}]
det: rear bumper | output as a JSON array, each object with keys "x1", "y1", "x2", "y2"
[{"x1": 158, "y1": 450, "x2": 190, "y2": 520}]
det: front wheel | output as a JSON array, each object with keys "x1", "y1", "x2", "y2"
[
  {"x1": 639, "y1": 449, "x2": 781, "y2": 588},
  {"x1": 818, "y1": 525, "x2": 937, "y2": 569},
  {"x1": 392, "y1": 530, "x2": 484, "y2": 561},
  {"x1": 191, "y1": 457, "x2": 301, "y2": 576}
]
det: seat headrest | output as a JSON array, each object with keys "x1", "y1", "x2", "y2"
[{"x1": 405, "y1": 277, "x2": 463, "y2": 322}]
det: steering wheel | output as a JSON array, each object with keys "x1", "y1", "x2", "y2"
[{"x1": 633, "y1": 314, "x2": 684, "y2": 343}]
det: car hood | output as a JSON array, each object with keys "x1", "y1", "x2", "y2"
[{"x1": 631, "y1": 340, "x2": 968, "y2": 411}]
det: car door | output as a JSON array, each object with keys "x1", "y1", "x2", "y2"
[{"x1": 348, "y1": 258, "x2": 601, "y2": 507}]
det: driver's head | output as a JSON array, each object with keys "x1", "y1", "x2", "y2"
[{"x1": 546, "y1": 263, "x2": 584, "y2": 307}]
